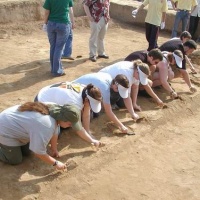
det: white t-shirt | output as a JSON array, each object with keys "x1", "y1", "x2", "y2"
[
  {"x1": 99, "y1": 61, "x2": 137, "y2": 93},
  {"x1": 0, "y1": 105, "x2": 58, "y2": 155},
  {"x1": 37, "y1": 83, "x2": 84, "y2": 110},
  {"x1": 73, "y1": 72, "x2": 112, "y2": 104}
]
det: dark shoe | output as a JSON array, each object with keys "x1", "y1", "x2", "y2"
[
  {"x1": 61, "y1": 56, "x2": 75, "y2": 60},
  {"x1": 97, "y1": 54, "x2": 109, "y2": 59},
  {"x1": 89, "y1": 56, "x2": 97, "y2": 62},
  {"x1": 52, "y1": 72, "x2": 66, "y2": 77}
]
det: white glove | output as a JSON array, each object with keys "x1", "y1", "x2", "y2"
[
  {"x1": 160, "y1": 22, "x2": 165, "y2": 30},
  {"x1": 42, "y1": 24, "x2": 47, "y2": 32},
  {"x1": 132, "y1": 9, "x2": 138, "y2": 18}
]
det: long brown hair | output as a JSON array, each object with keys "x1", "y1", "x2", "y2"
[
  {"x1": 18, "y1": 102, "x2": 49, "y2": 115},
  {"x1": 82, "y1": 84, "x2": 102, "y2": 101}
]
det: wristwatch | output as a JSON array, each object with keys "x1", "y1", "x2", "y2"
[{"x1": 53, "y1": 160, "x2": 58, "y2": 166}]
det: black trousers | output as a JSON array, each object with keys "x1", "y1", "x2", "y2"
[
  {"x1": 188, "y1": 16, "x2": 200, "y2": 40},
  {"x1": 145, "y1": 22, "x2": 159, "y2": 51}
]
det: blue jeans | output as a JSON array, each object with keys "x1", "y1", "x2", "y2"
[
  {"x1": 62, "y1": 24, "x2": 73, "y2": 57},
  {"x1": 171, "y1": 10, "x2": 190, "y2": 38},
  {"x1": 47, "y1": 21, "x2": 70, "y2": 75}
]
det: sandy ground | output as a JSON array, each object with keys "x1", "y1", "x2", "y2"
[{"x1": 1, "y1": 16, "x2": 200, "y2": 200}]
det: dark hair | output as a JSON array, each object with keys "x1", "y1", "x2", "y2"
[
  {"x1": 18, "y1": 102, "x2": 49, "y2": 115},
  {"x1": 133, "y1": 59, "x2": 150, "y2": 76},
  {"x1": 148, "y1": 48, "x2": 163, "y2": 61},
  {"x1": 183, "y1": 40, "x2": 197, "y2": 50},
  {"x1": 180, "y1": 31, "x2": 191, "y2": 40},
  {"x1": 111, "y1": 74, "x2": 129, "y2": 88},
  {"x1": 82, "y1": 84, "x2": 102, "y2": 101}
]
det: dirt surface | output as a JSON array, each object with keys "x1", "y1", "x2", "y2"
[{"x1": 1, "y1": 15, "x2": 200, "y2": 200}]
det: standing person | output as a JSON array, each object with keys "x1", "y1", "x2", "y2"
[
  {"x1": 159, "y1": 39, "x2": 197, "y2": 92},
  {"x1": 188, "y1": 0, "x2": 200, "y2": 40},
  {"x1": 35, "y1": 82, "x2": 102, "y2": 139},
  {"x1": 83, "y1": 0, "x2": 110, "y2": 62},
  {"x1": 62, "y1": 5, "x2": 75, "y2": 60},
  {"x1": 43, "y1": 0, "x2": 72, "y2": 77},
  {"x1": 170, "y1": 0, "x2": 197, "y2": 38},
  {"x1": 132, "y1": 0, "x2": 168, "y2": 51},
  {"x1": 73, "y1": 73, "x2": 136, "y2": 134},
  {"x1": 0, "y1": 102, "x2": 79, "y2": 168}
]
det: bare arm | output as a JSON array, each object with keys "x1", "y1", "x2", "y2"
[
  {"x1": 69, "y1": 7, "x2": 75, "y2": 29},
  {"x1": 49, "y1": 134, "x2": 59, "y2": 158},
  {"x1": 83, "y1": 4, "x2": 94, "y2": 22},
  {"x1": 123, "y1": 97, "x2": 139, "y2": 119},
  {"x1": 103, "y1": 103, "x2": 128, "y2": 133},
  {"x1": 35, "y1": 153, "x2": 66, "y2": 170},
  {"x1": 82, "y1": 100, "x2": 91, "y2": 134},
  {"x1": 191, "y1": 5, "x2": 197, "y2": 13},
  {"x1": 157, "y1": 62, "x2": 174, "y2": 93},
  {"x1": 44, "y1": 9, "x2": 50, "y2": 24},
  {"x1": 143, "y1": 84, "x2": 164, "y2": 106},
  {"x1": 179, "y1": 69, "x2": 197, "y2": 92},
  {"x1": 185, "y1": 55, "x2": 197, "y2": 73},
  {"x1": 170, "y1": 0, "x2": 177, "y2": 10},
  {"x1": 137, "y1": 4, "x2": 145, "y2": 12},
  {"x1": 161, "y1": 12, "x2": 166, "y2": 23},
  {"x1": 131, "y1": 84, "x2": 141, "y2": 111}
]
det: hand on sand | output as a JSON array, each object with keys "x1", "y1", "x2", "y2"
[
  {"x1": 190, "y1": 85, "x2": 197, "y2": 93},
  {"x1": 54, "y1": 161, "x2": 67, "y2": 171}
]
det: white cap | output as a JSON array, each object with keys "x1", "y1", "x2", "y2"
[
  {"x1": 117, "y1": 84, "x2": 129, "y2": 98},
  {"x1": 173, "y1": 52, "x2": 182, "y2": 68},
  {"x1": 86, "y1": 95, "x2": 102, "y2": 113},
  {"x1": 137, "y1": 67, "x2": 148, "y2": 85}
]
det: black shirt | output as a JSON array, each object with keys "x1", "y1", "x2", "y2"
[{"x1": 159, "y1": 39, "x2": 186, "y2": 70}]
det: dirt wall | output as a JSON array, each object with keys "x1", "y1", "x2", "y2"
[{"x1": 0, "y1": 0, "x2": 199, "y2": 37}]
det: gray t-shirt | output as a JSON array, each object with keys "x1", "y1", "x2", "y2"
[
  {"x1": 73, "y1": 72, "x2": 112, "y2": 104},
  {"x1": 0, "y1": 105, "x2": 58, "y2": 155}
]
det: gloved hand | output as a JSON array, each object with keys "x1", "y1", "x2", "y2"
[
  {"x1": 132, "y1": 9, "x2": 138, "y2": 18},
  {"x1": 160, "y1": 22, "x2": 165, "y2": 30},
  {"x1": 42, "y1": 24, "x2": 47, "y2": 32}
]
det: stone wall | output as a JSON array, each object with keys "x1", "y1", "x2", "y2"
[{"x1": 0, "y1": 0, "x2": 199, "y2": 38}]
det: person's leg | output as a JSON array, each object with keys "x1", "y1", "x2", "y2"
[
  {"x1": 47, "y1": 21, "x2": 56, "y2": 73},
  {"x1": 97, "y1": 17, "x2": 108, "y2": 56},
  {"x1": 182, "y1": 11, "x2": 190, "y2": 32},
  {"x1": 62, "y1": 24, "x2": 73, "y2": 57},
  {"x1": 145, "y1": 22, "x2": 151, "y2": 44},
  {"x1": 171, "y1": 11, "x2": 182, "y2": 38},
  {"x1": 189, "y1": 16, "x2": 196, "y2": 39},
  {"x1": 21, "y1": 143, "x2": 31, "y2": 156},
  {"x1": 147, "y1": 24, "x2": 159, "y2": 51},
  {"x1": 0, "y1": 143, "x2": 23, "y2": 165},
  {"x1": 52, "y1": 23, "x2": 70, "y2": 75},
  {"x1": 89, "y1": 21, "x2": 99, "y2": 58}
]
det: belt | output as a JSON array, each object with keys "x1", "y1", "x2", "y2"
[{"x1": 178, "y1": 9, "x2": 190, "y2": 12}]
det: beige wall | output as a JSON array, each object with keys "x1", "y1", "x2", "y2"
[{"x1": 0, "y1": 0, "x2": 199, "y2": 38}]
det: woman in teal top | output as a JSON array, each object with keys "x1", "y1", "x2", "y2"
[{"x1": 43, "y1": 0, "x2": 73, "y2": 77}]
